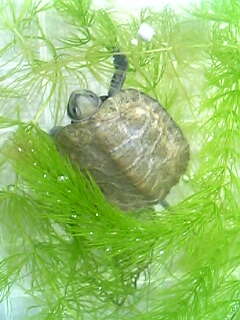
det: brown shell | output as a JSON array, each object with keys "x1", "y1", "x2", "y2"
[{"x1": 54, "y1": 89, "x2": 189, "y2": 211}]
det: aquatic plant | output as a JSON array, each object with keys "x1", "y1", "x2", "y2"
[{"x1": 0, "y1": 0, "x2": 240, "y2": 319}]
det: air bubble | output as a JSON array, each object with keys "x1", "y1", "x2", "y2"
[
  {"x1": 18, "y1": 147, "x2": 22, "y2": 152},
  {"x1": 43, "y1": 173, "x2": 47, "y2": 178},
  {"x1": 138, "y1": 23, "x2": 155, "y2": 41},
  {"x1": 33, "y1": 162, "x2": 37, "y2": 166},
  {"x1": 160, "y1": 250, "x2": 164, "y2": 255},
  {"x1": 131, "y1": 38, "x2": 138, "y2": 46},
  {"x1": 31, "y1": 148, "x2": 35, "y2": 152},
  {"x1": 95, "y1": 212, "x2": 99, "y2": 217},
  {"x1": 57, "y1": 175, "x2": 69, "y2": 182},
  {"x1": 89, "y1": 231, "x2": 93, "y2": 235}
]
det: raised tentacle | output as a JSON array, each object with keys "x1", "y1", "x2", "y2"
[{"x1": 108, "y1": 53, "x2": 128, "y2": 97}]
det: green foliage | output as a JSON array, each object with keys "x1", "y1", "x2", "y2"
[
  {"x1": 0, "y1": 0, "x2": 240, "y2": 319},
  {"x1": 54, "y1": 0, "x2": 94, "y2": 27}
]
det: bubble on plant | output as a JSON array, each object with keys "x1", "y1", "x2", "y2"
[
  {"x1": 131, "y1": 38, "x2": 138, "y2": 45},
  {"x1": 138, "y1": 23, "x2": 155, "y2": 41},
  {"x1": 57, "y1": 175, "x2": 69, "y2": 182}
]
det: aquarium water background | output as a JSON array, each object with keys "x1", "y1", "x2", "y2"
[{"x1": 0, "y1": 0, "x2": 240, "y2": 319}]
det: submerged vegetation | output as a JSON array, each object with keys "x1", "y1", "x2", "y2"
[{"x1": 0, "y1": 0, "x2": 240, "y2": 319}]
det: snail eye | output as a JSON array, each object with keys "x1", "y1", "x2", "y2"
[
  {"x1": 68, "y1": 103, "x2": 81, "y2": 120},
  {"x1": 67, "y1": 90, "x2": 100, "y2": 121}
]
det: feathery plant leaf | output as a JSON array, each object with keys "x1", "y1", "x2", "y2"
[
  {"x1": 54, "y1": 0, "x2": 94, "y2": 27},
  {"x1": 0, "y1": 0, "x2": 240, "y2": 319}
]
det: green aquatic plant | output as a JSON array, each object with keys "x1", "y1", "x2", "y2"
[{"x1": 0, "y1": 0, "x2": 240, "y2": 319}]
